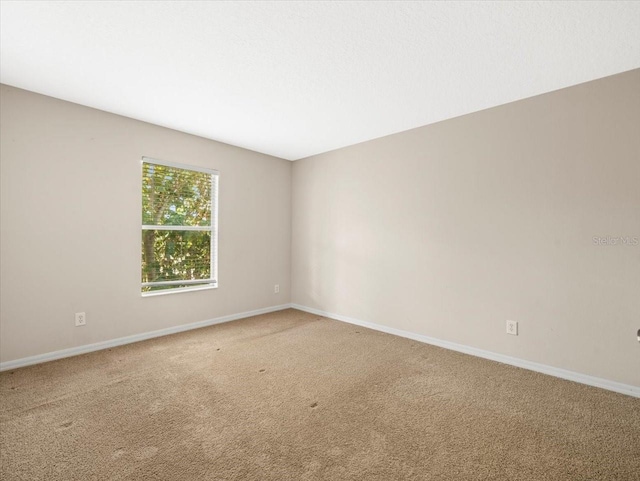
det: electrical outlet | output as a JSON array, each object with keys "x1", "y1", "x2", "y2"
[
  {"x1": 274, "y1": 284, "x2": 280, "y2": 294},
  {"x1": 506, "y1": 320, "x2": 518, "y2": 336},
  {"x1": 75, "y1": 312, "x2": 86, "y2": 327}
]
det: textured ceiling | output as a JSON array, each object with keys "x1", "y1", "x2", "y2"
[{"x1": 1, "y1": 1, "x2": 639, "y2": 160}]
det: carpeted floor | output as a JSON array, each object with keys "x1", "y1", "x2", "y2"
[{"x1": 1, "y1": 308, "x2": 638, "y2": 480}]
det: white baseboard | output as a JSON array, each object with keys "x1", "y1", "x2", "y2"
[
  {"x1": 291, "y1": 304, "x2": 640, "y2": 398},
  {"x1": 4, "y1": 302, "x2": 637, "y2": 398},
  {"x1": 0, "y1": 304, "x2": 292, "y2": 372}
]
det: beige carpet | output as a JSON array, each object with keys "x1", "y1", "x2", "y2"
[{"x1": 1, "y1": 309, "x2": 638, "y2": 480}]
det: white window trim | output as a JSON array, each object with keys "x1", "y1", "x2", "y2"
[
  {"x1": 141, "y1": 156, "x2": 219, "y2": 297},
  {"x1": 141, "y1": 284, "x2": 217, "y2": 297}
]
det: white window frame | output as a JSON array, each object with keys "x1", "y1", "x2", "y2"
[{"x1": 141, "y1": 156, "x2": 219, "y2": 297}]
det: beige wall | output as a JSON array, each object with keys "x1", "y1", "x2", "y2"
[
  {"x1": 292, "y1": 69, "x2": 640, "y2": 387},
  {"x1": 0, "y1": 85, "x2": 291, "y2": 363},
  {"x1": 2, "y1": 71, "x2": 639, "y2": 386}
]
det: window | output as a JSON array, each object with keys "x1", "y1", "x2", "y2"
[{"x1": 141, "y1": 157, "x2": 218, "y2": 295}]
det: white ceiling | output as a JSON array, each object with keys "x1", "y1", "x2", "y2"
[{"x1": 1, "y1": 1, "x2": 639, "y2": 161}]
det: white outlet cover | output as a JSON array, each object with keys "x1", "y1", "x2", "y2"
[{"x1": 506, "y1": 320, "x2": 518, "y2": 336}]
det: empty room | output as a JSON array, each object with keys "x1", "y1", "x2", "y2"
[{"x1": 1, "y1": 1, "x2": 639, "y2": 480}]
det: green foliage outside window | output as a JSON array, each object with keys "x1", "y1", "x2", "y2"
[{"x1": 141, "y1": 162, "x2": 214, "y2": 292}]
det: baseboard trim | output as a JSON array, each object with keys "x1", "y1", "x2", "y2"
[
  {"x1": 291, "y1": 304, "x2": 639, "y2": 398},
  {"x1": 5, "y1": 303, "x2": 637, "y2": 398},
  {"x1": 0, "y1": 304, "x2": 293, "y2": 372}
]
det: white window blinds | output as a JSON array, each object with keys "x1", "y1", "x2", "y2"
[{"x1": 141, "y1": 157, "x2": 218, "y2": 294}]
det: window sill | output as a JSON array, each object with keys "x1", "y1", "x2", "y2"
[{"x1": 141, "y1": 284, "x2": 217, "y2": 297}]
